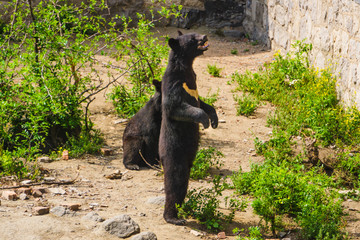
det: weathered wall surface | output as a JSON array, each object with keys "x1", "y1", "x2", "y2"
[{"x1": 246, "y1": 0, "x2": 360, "y2": 107}]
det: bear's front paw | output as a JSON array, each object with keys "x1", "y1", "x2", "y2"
[
  {"x1": 200, "y1": 116, "x2": 210, "y2": 129},
  {"x1": 210, "y1": 114, "x2": 218, "y2": 129}
]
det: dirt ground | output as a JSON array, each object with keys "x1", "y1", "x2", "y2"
[{"x1": 1, "y1": 27, "x2": 359, "y2": 240}]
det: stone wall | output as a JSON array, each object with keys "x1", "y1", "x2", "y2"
[{"x1": 246, "y1": 0, "x2": 360, "y2": 107}]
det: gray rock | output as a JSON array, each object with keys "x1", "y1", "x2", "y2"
[
  {"x1": 20, "y1": 180, "x2": 32, "y2": 185},
  {"x1": 19, "y1": 193, "x2": 28, "y2": 200},
  {"x1": 38, "y1": 156, "x2": 53, "y2": 163},
  {"x1": 83, "y1": 212, "x2": 105, "y2": 222},
  {"x1": 102, "y1": 214, "x2": 140, "y2": 238},
  {"x1": 146, "y1": 196, "x2": 165, "y2": 206},
  {"x1": 43, "y1": 177, "x2": 56, "y2": 182},
  {"x1": 50, "y1": 206, "x2": 67, "y2": 217},
  {"x1": 130, "y1": 231, "x2": 157, "y2": 240},
  {"x1": 48, "y1": 187, "x2": 66, "y2": 195}
]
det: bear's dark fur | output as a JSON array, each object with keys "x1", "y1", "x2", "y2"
[
  {"x1": 122, "y1": 80, "x2": 162, "y2": 170},
  {"x1": 159, "y1": 31, "x2": 218, "y2": 225}
]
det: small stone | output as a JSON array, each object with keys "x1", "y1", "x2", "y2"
[
  {"x1": 217, "y1": 232, "x2": 226, "y2": 239},
  {"x1": 44, "y1": 177, "x2": 56, "y2": 182},
  {"x1": 279, "y1": 232, "x2": 287, "y2": 238},
  {"x1": 81, "y1": 178, "x2": 91, "y2": 183},
  {"x1": 102, "y1": 214, "x2": 140, "y2": 238},
  {"x1": 50, "y1": 206, "x2": 67, "y2": 217},
  {"x1": 19, "y1": 193, "x2": 28, "y2": 200},
  {"x1": 101, "y1": 148, "x2": 113, "y2": 156},
  {"x1": 2, "y1": 190, "x2": 18, "y2": 200},
  {"x1": 219, "y1": 119, "x2": 226, "y2": 123},
  {"x1": 32, "y1": 189, "x2": 43, "y2": 198},
  {"x1": 62, "y1": 203, "x2": 81, "y2": 211},
  {"x1": 190, "y1": 230, "x2": 203, "y2": 236},
  {"x1": 89, "y1": 203, "x2": 99, "y2": 208},
  {"x1": 130, "y1": 231, "x2": 157, "y2": 240},
  {"x1": 33, "y1": 187, "x2": 47, "y2": 194},
  {"x1": 83, "y1": 212, "x2": 105, "y2": 222},
  {"x1": 114, "y1": 119, "x2": 128, "y2": 124},
  {"x1": 33, "y1": 206, "x2": 50, "y2": 215},
  {"x1": 62, "y1": 150, "x2": 69, "y2": 160},
  {"x1": 105, "y1": 170, "x2": 122, "y2": 180},
  {"x1": 48, "y1": 188, "x2": 66, "y2": 195},
  {"x1": 146, "y1": 196, "x2": 165, "y2": 206},
  {"x1": 16, "y1": 187, "x2": 32, "y2": 195},
  {"x1": 38, "y1": 156, "x2": 53, "y2": 163},
  {"x1": 21, "y1": 180, "x2": 32, "y2": 185}
]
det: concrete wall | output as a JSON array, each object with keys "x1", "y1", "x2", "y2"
[{"x1": 246, "y1": 0, "x2": 360, "y2": 107}]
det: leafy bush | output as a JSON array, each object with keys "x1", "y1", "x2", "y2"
[
  {"x1": 191, "y1": 147, "x2": 223, "y2": 180},
  {"x1": 199, "y1": 89, "x2": 219, "y2": 107},
  {"x1": 108, "y1": 12, "x2": 172, "y2": 118},
  {"x1": 0, "y1": 0, "x2": 181, "y2": 176},
  {"x1": 234, "y1": 226, "x2": 264, "y2": 240},
  {"x1": 179, "y1": 176, "x2": 247, "y2": 231},
  {"x1": 0, "y1": 1, "x2": 111, "y2": 172},
  {"x1": 230, "y1": 39, "x2": 352, "y2": 239},
  {"x1": 234, "y1": 94, "x2": 259, "y2": 117},
  {"x1": 233, "y1": 40, "x2": 360, "y2": 147},
  {"x1": 232, "y1": 161, "x2": 345, "y2": 238},
  {"x1": 231, "y1": 49, "x2": 238, "y2": 55},
  {"x1": 207, "y1": 64, "x2": 222, "y2": 77}
]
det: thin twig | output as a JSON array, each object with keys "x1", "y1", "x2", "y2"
[
  {"x1": 78, "y1": 58, "x2": 141, "y2": 105},
  {"x1": 138, "y1": 150, "x2": 162, "y2": 172}
]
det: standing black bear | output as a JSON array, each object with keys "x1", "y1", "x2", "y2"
[
  {"x1": 122, "y1": 80, "x2": 162, "y2": 170},
  {"x1": 159, "y1": 31, "x2": 218, "y2": 225}
]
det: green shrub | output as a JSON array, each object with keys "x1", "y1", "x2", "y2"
[
  {"x1": 108, "y1": 12, "x2": 170, "y2": 118},
  {"x1": 234, "y1": 94, "x2": 259, "y2": 117},
  {"x1": 0, "y1": 0, "x2": 181, "y2": 176},
  {"x1": 207, "y1": 64, "x2": 222, "y2": 77},
  {"x1": 231, "y1": 39, "x2": 350, "y2": 239},
  {"x1": 191, "y1": 147, "x2": 223, "y2": 180},
  {"x1": 179, "y1": 176, "x2": 247, "y2": 231},
  {"x1": 0, "y1": 0, "x2": 110, "y2": 173},
  {"x1": 231, "y1": 49, "x2": 238, "y2": 55},
  {"x1": 199, "y1": 89, "x2": 219, "y2": 107},
  {"x1": 232, "y1": 40, "x2": 360, "y2": 147}
]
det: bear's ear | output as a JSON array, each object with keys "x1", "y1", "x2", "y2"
[
  {"x1": 153, "y1": 80, "x2": 161, "y2": 92},
  {"x1": 177, "y1": 30, "x2": 183, "y2": 36},
  {"x1": 168, "y1": 38, "x2": 180, "y2": 52}
]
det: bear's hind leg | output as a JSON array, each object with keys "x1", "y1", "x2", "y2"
[
  {"x1": 123, "y1": 138, "x2": 144, "y2": 170},
  {"x1": 163, "y1": 163, "x2": 190, "y2": 225}
]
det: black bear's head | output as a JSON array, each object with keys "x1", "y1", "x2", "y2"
[{"x1": 168, "y1": 31, "x2": 209, "y2": 59}]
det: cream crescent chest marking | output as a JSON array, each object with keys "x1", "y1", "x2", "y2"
[{"x1": 182, "y1": 82, "x2": 199, "y2": 101}]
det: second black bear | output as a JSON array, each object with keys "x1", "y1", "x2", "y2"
[
  {"x1": 159, "y1": 31, "x2": 218, "y2": 225},
  {"x1": 122, "y1": 80, "x2": 162, "y2": 170}
]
